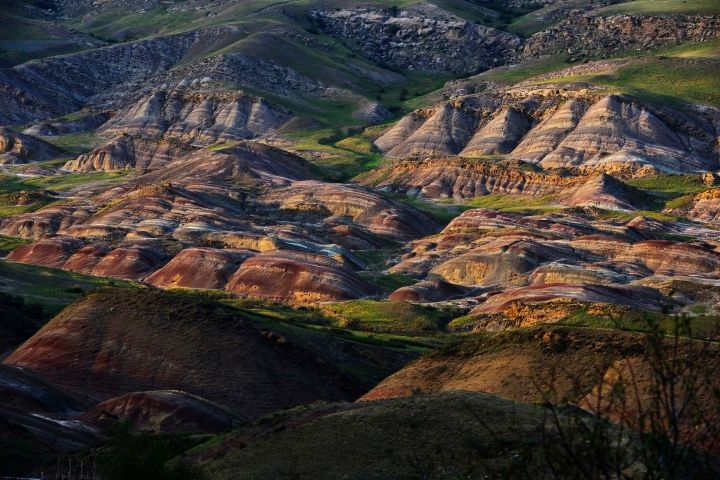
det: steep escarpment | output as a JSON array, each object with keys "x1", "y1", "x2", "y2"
[
  {"x1": 312, "y1": 5, "x2": 522, "y2": 75},
  {"x1": 374, "y1": 90, "x2": 718, "y2": 175}
]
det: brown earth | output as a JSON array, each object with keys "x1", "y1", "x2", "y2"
[{"x1": 3, "y1": 288, "x2": 413, "y2": 418}]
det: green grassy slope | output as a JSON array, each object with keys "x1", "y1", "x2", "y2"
[{"x1": 0, "y1": 260, "x2": 136, "y2": 319}]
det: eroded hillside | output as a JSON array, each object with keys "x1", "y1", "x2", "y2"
[{"x1": 2, "y1": 0, "x2": 720, "y2": 478}]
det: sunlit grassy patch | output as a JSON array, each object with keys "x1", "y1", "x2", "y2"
[
  {"x1": 464, "y1": 194, "x2": 563, "y2": 214},
  {"x1": 598, "y1": 0, "x2": 720, "y2": 16},
  {"x1": 626, "y1": 175, "x2": 708, "y2": 197},
  {"x1": 320, "y1": 300, "x2": 454, "y2": 334}
]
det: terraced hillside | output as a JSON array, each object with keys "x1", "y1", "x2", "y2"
[{"x1": 2, "y1": 0, "x2": 720, "y2": 478}]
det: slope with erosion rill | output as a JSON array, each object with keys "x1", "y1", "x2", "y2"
[
  {"x1": 372, "y1": 85, "x2": 719, "y2": 175},
  {"x1": 380, "y1": 206, "x2": 720, "y2": 313},
  {"x1": 2, "y1": 143, "x2": 438, "y2": 302},
  {"x1": 2, "y1": 2, "x2": 720, "y2": 477}
]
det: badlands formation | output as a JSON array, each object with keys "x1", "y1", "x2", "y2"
[{"x1": 1, "y1": 0, "x2": 720, "y2": 478}]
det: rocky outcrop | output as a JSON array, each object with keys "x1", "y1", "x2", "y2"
[
  {"x1": 459, "y1": 109, "x2": 533, "y2": 157},
  {"x1": 523, "y1": 15, "x2": 720, "y2": 60},
  {"x1": 0, "y1": 128, "x2": 61, "y2": 165},
  {"x1": 0, "y1": 26, "x2": 245, "y2": 125},
  {"x1": 63, "y1": 134, "x2": 194, "y2": 172},
  {"x1": 312, "y1": 6, "x2": 522, "y2": 75},
  {"x1": 100, "y1": 90, "x2": 293, "y2": 145},
  {"x1": 225, "y1": 250, "x2": 373, "y2": 303},
  {"x1": 535, "y1": 95, "x2": 714, "y2": 173},
  {"x1": 359, "y1": 158, "x2": 581, "y2": 199},
  {"x1": 667, "y1": 188, "x2": 720, "y2": 224},
  {"x1": 380, "y1": 103, "x2": 480, "y2": 158},
  {"x1": 510, "y1": 99, "x2": 590, "y2": 162},
  {"x1": 375, "y1": 92, "x2": 718, "y2": 175}
]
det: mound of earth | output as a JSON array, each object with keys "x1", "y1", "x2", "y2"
[
  {"x1": 225, "y1": 250, "x2": 373, "y2": 303},
  {"x1": 135, "y1": 142, "x2": 316, "y2": 187},
  {"x1": 471, "y1": 283, "x2": 668, "y2": 314},
  {"x1": 191, "y1": 391, "x2": 550, "y2": 480},
  {"x1": 3, "y1": 288, "x2": 413, "y2": 418},
  {"x1": 389, "y1": 278, "x2": 472, "y2": 303},
  {"x1": 362, "y1": 326, "x2": 720, "y2": 410},
  {"x1": 562, "y1": 173, "x2": 653, "y2": 210},
  {"x1": 7, "y1": 236, "x2": 84, "y2": 267},
  {"x1": 145, "y1": 248, "x2": 253, "y2": 290},
  {"x1": 82, "y1": 390, "x2": 235, "y2": 434}
]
